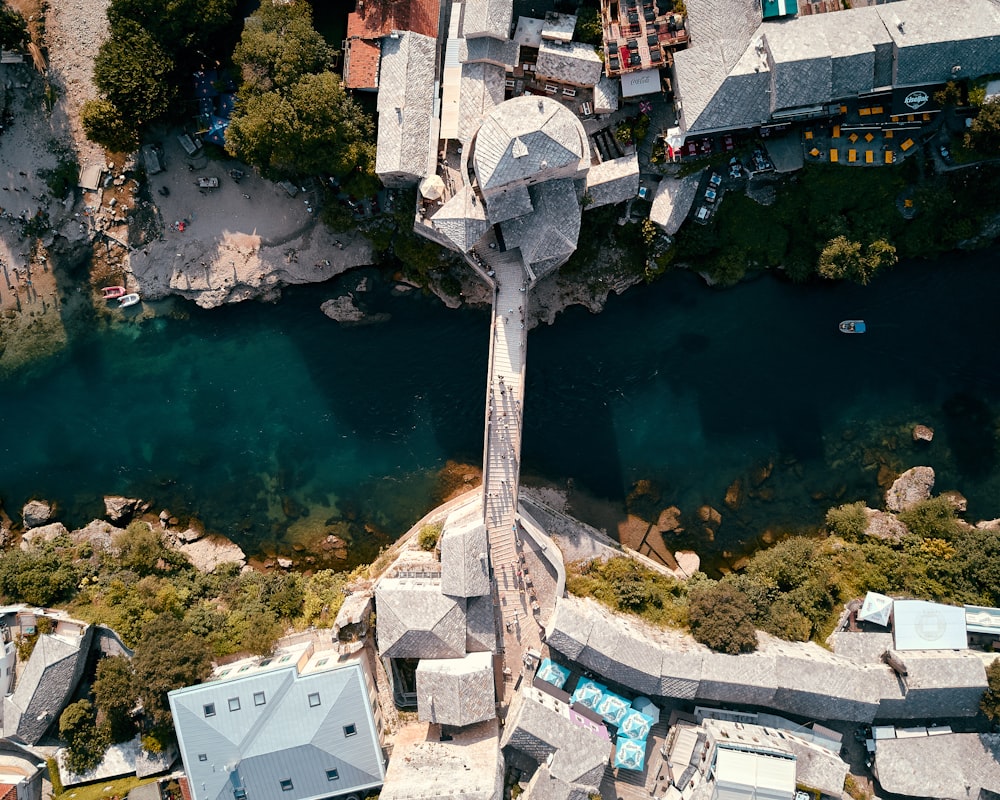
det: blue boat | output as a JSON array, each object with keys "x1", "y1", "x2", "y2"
[{"x1": 839, "y1": 319, "x2": 866, "y2": 334}]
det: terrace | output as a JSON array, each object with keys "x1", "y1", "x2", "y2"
[{"x1": 601, "y1": 0, "x2": 687, "y2": 77}]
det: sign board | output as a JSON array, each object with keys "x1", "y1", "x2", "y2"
[
  {"x1": 891, "y1": 85, "x2": 941, "y2": 116},
  {"x1": 621, "y1": 68, "x2": 661, "y2": 98}
]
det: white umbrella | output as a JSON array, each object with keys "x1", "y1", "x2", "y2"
[{"x1": 419, "y1": 175, "x2": 445, "y2": 200}]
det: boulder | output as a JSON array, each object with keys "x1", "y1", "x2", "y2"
[
  {"x1": 174, "y1": 526, "x2": 204, "y2": 544},
  {"x1": 864, "y1": 508, "x2": 908, "y2": 542},
  {"x1": 21, "y1": 522, "x2": 69, "y2": 549},
  {"x1": 912, "y1": 424, "x2": 934, "y2": 442},
  {"x1": 319, "y1": 534, "x2": 348, "y2": 559},
  {"x1": 885, "y1": 466, "x2": 935, "y2": 512},
  {"x1": 321, "y1": 294, "x2": 365, "y2": 324},
  {"x1": 178, "y1": 534, "x2": 246, "y2": 573},
  {"x1": 277, "y1": 557, "x2": 294, "y2": 569},
  {"x1": 940, "y1": 489, "x2": 968, "y2": 513},
  {"x1": 104, "y1": 496, "x2": 146, "y2": 524},
  {"x1": 71, "y1": 519, "x2": 123, "y2": 551},
  {"x1": 978, "y1": 519, "x2": 1000, "y2": 532},
  {"x1": 22, "y1": 499, "x2": 53, "y2": 529},
  {"x1": 674, "y1": 550, "x2": 700, "y2": 578}
]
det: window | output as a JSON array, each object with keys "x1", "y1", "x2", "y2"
[
  {"x1": 343, "y1": 723, "x2": 357, "y2": 737},
  {"x1": 279, "y1": 780, "x2": 293, "y2": 792},
  {"x1": 219, "y1": 669, "x2": 231, "y2": 677},
  {"x1": 254, "y1": 691, "x2": 266, "y2": 706},
  {"x1": 239, "y1": 665, "x2": 251, "y2": 673},
  {"x1": 198, "y1": 754, "x2": 208, "y2": 762},
  {"x1": 325, "y1": 769, "x2": 339, "y2": 782},
  {"x1": 259, "y1": 659, "x2": 272, "y2": 667},
  {"x1": 308, "y1": 692, "x2": 321, "y2": 708},
  {"x1": 233, "y1": 789, "x2": 246, "y2": 800},
  {"x1": 228, "y1": 697, "x2": 241, "y2": 712},
  {"x1": 203, "y1": 703, "x2": 216, "y2": 718},
  {"x1": 279, "y1": 655, "x2": 292, "y2": 663},
  {"x1": 315, "y1": 658, "x2": 328, "y2": 668}
]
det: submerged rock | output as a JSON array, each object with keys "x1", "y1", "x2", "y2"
[
  {"x1": 656, "y1": 506, "x2": 684, "y2": 534},
  {"x1": 885, "y1": 466, "x2": 935, "y2": 512},
  {"x1": 724, "y1": 479, "x2": 744, "y2": 511},
  {"x1": 22, "y1": 499, "x2": 53, "y2": 529},
  {"x1": 912, "y1": 424, "x2": 934, "y2": 442}
]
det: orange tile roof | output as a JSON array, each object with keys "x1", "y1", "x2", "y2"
[
  {"x1": 347, "y1": 0, "x2": 441, "y2": 40},
  {"x1": 0, "y1": 784, "x2": 15, "y2": 800},
  {"x1": 345, "y1": 38, "x2": 382, "y2": 90},
  {"x1": 179, "y1": 777, "x2": 193, "y2": 800}
]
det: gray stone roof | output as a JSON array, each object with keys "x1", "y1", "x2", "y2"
[
  {"x1": 466, "y1": 595, "x2": 498, "y2": 653},
  {"x1": 440, "y1": 503, "x2": 491, "y2": 598},
  {"x1": 375, "y1": 578, "x2": 468, "y2": 659},
  {"x1": 500, "y1": 686, "x2": 610, "y2": 789},
  {"x1": 499, "y1": 179, "x2": 580, "y2": 274},
  {"x1": 585, "y1": 154, "x2": 639, "y2": 209},
  {"x1": 593, "y1": 76, "x2": 619, "y2": 114},
  {"x1": 680, "y1": 41, "x2": 772, "y2": 135},
  {"x1": 430, "y1": 186, "x2": 491, "y2": 253},
  {"x1": 379, "y1": 719, "x2": 503, "y2": 800},
  {"x1": 376, "y1": 33, "x2": 437, "y2": 186},
  {"x1": 535, "y1": 41, "x2": 604, "y2": 88},
  {"x1": 459, "y1": 62, "x2": 507, "y2": 144},
  {"x1": 462, "y1": 0, "x2": 512, "y2": 40},
  {"x1": 3, "y1": 628, "x2": 92, "y2": 745},
  {"x1": 416, "y1": 652, "x2": 496, "y2": 727},
  {"x1": 541, "y1": 12, "x2": 577, "y2": 43},
  {"x1": 473, "y1": 96, "x2": 586, "y2": 193},
  {"x1": 878, "y1": 652, "x2": 987, "y2": 719},
  {"x1": 461, "y1": 36, "x2": 520, "y2": 68},
  {"x1": 874, "y1": 733, "x2": 1000, "y2": 800},
  {"x1": 877, "y1": 0, "x2": 1000, "y2": 87},
  {"x1": 168, "y1": 658, "x2": 385, "y2": 800},
  {"x1": 650, "y1": 172, "x2": 702, "y2": 235},
  {"x1": 484, "y1": 184, "x2": 535, "y2": 224}
]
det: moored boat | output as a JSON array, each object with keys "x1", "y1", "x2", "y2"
[
  {"x1": 839, "y1": 319, "x2": 866, "y2": 334},
  {"x1": 119, "y1": 293, "x2": 141, "y2": 308},
  {"x1": 102, "y1": 285, "x2": 126, "y2": 299}
]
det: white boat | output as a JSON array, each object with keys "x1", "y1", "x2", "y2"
[
  {"x1": 839, "y1": 319, "x2": 866, "y2": 334},
  {"x1": 119, "y1": 293, "x2": 141, "y2": 308}
]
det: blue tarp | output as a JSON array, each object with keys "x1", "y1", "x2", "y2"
[
  {"x1": 613, "y1": 736, "x2": 646, "y2": 771},
  {"x1": 537, "y1": 658, "x2": 570, "y2": 689},
  {"x1": 620, "y1": 709, "x2": 654, "y2": 740},
  {"x1": 194, "y1": 69, "x2": 220, "y2": 98},
  {"x1": 218, "y1": 94, "x2": 237, "y2": 116},
  {"x1": 202, "y1": 117, "x2": 229, "y2": 146},
  {"x1": 571, "y1": 679, "x2": 606, "y2": 711},
  {"x1": 597, "y1": 692, "x2": 630, "y2": 726}
]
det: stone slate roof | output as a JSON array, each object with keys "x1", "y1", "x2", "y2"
[
  {"x1": 473, "y1": 96, "x2": 586, "y2": 193},
  {"x1": 375, "y1": 578, "x2": 467, "y2": 659},
  {"x1": 485, "y1": 184, "x2": 535, "y2": 224},
  {"x1": 462, "y1": 0, "x2": 512, "y2": 40},
  {"x1": 169, "y1": 659, "x2": 384, "y2": 800},
  {"x1": 375, "y1": 33, "x2": 437, "y2": 186},
  {"x1": 500, "y1": 686, "x2": 610, "y2": 789},
  {"x1": 535, "y1": 41, "x2": 604, "y2": 88},
  {"x1": 430, "y1": 186, "x2": 491, "y2": 253},
  {"x1": 878, "y1": 652, "x2": 987, "y2": 719},
  {"x1": 650, "y1": 172, "x2": 702, "y2": 234},
  {"x1": 3, "y1": 628, "x2": 92, "y2": 745},
  {"x1": 593, "y1": 76, "x2": 619, "y2": 114},
  {"x1": 461, "y1": 36, "x2": 520, "y2": 68},
  {"x1": 379, "y1": 720, "x2": 502, "y2": 800},
  {"x1": 459, "y1": 63, "x2": 507, "y2": 144},
  {"x1": 877, "y1": 0, "x2": 1000, "y2": 87},
  {"x1": 416, "y1": 652, "x2": 496, "y2": 727},
  {"x1": 440, "y1": 503, "x2": 491, "y2": 598},
  {"x1": 585, "y1": 154, "x2": 639, "y2": 209},
  {"x1": 874, "y1": 733, "x2": 1000, "y2": 800},
  {"x1": 524, "y1": 765, "x2": 591, "y2": 800},
  {"x1": 466, "y1": 594, "x2": 498, "y2": 653},
  {"x1": 499, "y1": 179, "x2": 580, "y2": 274}
]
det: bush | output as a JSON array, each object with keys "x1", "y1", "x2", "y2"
[
  {"x1": 898, "y1": 496, "x2": 963, "y2": 540},
  {"x1": 417, "y1": 523, "x2": 442, "y2": 551},
  {"x1": 982, "y1": 658, "x2": 1000, "y2": 720},
  {"x1": 82, "y1": 98, "x2": 140, "y2": 153},
  {"x1": 688, "y1": 582, "x2": 757, "y2": 653},
  {"x1": 826, "y1": 501, "x2": 869, "y2": 539},
  {"x1": 60, "y1": 700, "x2": 110, "y2": 774}
]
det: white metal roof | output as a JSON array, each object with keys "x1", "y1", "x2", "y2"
[
  {"x1": 714, "y1": 747, "x2": 795, "y2": 800},
  {"x1": 893, "y1": 600, "x2": 968, "y2": 651},
  {"x1": 858, "y1": 591, "x2": 893, "y2": 627},
  {"x1": 621, "y1": 68, "x2": 662, "y2": 98}
]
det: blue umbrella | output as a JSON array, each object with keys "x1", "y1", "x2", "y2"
[
  {"x1": 571, "y1": 679, "x2": 606, "y2": 711},
  {"x1": 598, "y1": 692, "x2": 630, "y2": 726},
  {"x1": 614, "y1": 736, "x2": 646, "y2": 771},
  {"x1": 620, "y1": 708, "x2": 654, "y2": 740},
  {"x1": 537, "y1": 658, "x2": 570, "y2": 689}
]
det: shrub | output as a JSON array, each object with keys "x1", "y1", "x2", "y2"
[
  {"x1": 687, "y1": 582, "x2": 757, "y2": 653},
  {"x1": 898, "y1": 496, "x2": 963, "y2": 540},
  {"x1": 417, "y1": 523, "x2": 442, "y2": 551},
  {"x1": 826, "y1": 501, "x2": 869, "y2": 539},
  {"x1": 81, "y1": 98, "x2": 140, "y2": 153},
  {"x1": 982, "y1": 658, "x2": 1000, "y2": 720}
]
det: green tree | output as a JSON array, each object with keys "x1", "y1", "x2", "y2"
[
  {"x1": 93, "y1": 21, "x2": 177, "y2": 130},
  {"x1": 60, "y1": 700, "x2": 110, "y2": 774},
  {"x1": 981, "y1": 658, "x2": 1000, "y2": 721},
  {"x1": 114, "y1": 521, "x2": 178, "y2": 575},
  {"x1": 81, "y1": 99, "x2": 140, "y2": 154},
  {"x1": 92, "y1": 655, "x2": 138, "y2": 743},
  {"x1": 817, "y1": 236, "x2": 895, "y2": 285},
  {"x1": 965, "y1": 98, "x2": 1000, "y2": 153},
  {"x1": 687, "y1": 582, "x2": 757, "y2": 653},
  {"x1": 574, "y1": 7, "x2": 604, "y2": 45},
  {"x1": 107, "y1": 0, "x2": 236, "y2": 55},
  {"x1": 132, "y1": 618, "x2": 212, "y2": 725},
  {"x1": 0, "y1": 4, "x2": 28, "y2": 50},
  {"x1": 299, "y1": 569, "x2": 348, "y2": 627}
]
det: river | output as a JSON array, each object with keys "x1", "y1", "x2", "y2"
[{"x1": 2, "y1": 248, "x2": 999, "y2": 572}]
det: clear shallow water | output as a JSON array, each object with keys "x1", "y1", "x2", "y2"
[{"x1": 2, "y1": 250, "x2": 1000, "y2": 570}]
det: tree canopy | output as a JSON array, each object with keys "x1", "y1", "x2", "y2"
[
  {"x1": 108, "y1": 0, "x2": 236, "y2": 57},
  {"x1": 817, "y1": 235, "x2": 896, "y2": 285},
  {"x1": 0, "y1": 4, "x2": 28, "y2": 51},
  {"x1": 131, "y1": 618, "x2": 213, "y2": 725},
  {"x1": 687, "y1": 582, "x2": 758, "y2": 654},
  {"x1": 965, "y1": 98, "x2": 1000, "y2": 154}
]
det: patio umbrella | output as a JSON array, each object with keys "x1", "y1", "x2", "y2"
[
  {"x1": 419, "y1": 175, "x2": 445, "y2": 201},
  {"x1": 631, "y1": 696, "x2": 660, "y2": 725},
  {"x1": 537, "y1": 658, "x2": 570, "y2": 689},
  {"x1": 614, "y1": 736, "x2": 646, "y2": 771},
  {"x1": 598, "y1": 692, "x2": 630, "y2": 726},
  {"x1": 571, "y1": 679, "x2": 606, "y2": 711},
  {"x1": 620, "y1": 708, "x2": 654, "y2": 741}
]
